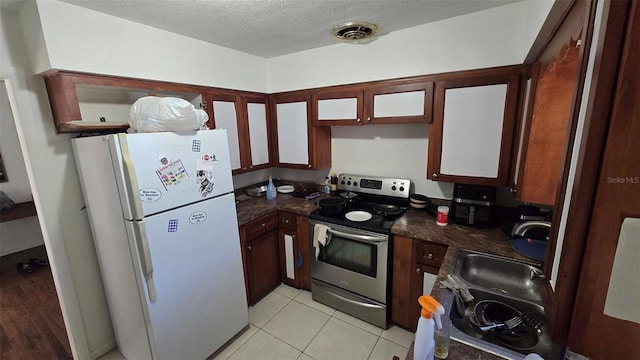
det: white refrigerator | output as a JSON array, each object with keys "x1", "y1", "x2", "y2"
[{"x1": 72, "y1": 130, "x2": 248, "y2": 360}]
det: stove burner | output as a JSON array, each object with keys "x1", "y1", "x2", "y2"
[
  {"x1": 310, "y1": 174, "x2": 410, "y2": 234},
  {"x1": 473, "y1": 300, "x2": 539, "y2": 350}
]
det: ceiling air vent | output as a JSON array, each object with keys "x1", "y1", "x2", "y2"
[{"x1": 332, "y1": 22, "x2": 379, "y2": 43}]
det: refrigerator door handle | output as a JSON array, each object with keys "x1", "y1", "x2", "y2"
[
  {"x1": 118, "y1": 134, "x2": 144, "y2": 220},
  {"x1": 133, "y1": 220, "x2": 156, "y2": 302}
]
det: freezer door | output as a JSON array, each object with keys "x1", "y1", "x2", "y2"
[
  {"x1": 115, "y1": 130, "x2": 234, "y2": 219},
  {"x1": 129, "y1": 193, "x2": 248, "y2": 359}
]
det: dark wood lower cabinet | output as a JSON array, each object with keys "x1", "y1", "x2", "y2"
[
  {"x1": 240, "y1": 213, "x2": 281, "y2": 305},
  {"x1": 246, "y1": 229, "x2": 281, "y2": 305},
  {"x1": 239, "y1": 212, "x2": 312, "y2": 305},
  {"x1": 278, "y1": 212, "x2": 311, "y2": 290},
  {"x1": 391, "y1": 235, "x2": 447, "y2": 332}
]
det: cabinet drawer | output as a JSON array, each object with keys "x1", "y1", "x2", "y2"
[
  {"x1": 279, "y1": 212, "x2": 297, "y2": 230},
  {"x1": 245, "y1": 213, "x2": 278, "y2": 239},
  {"x1": 415, "y1": 241, "x2": 447, "y2": 267}
]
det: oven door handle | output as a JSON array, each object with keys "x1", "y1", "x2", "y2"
[
  {"x1": 314, "y1": 281, "x2": 385, "y2": 310},
  {"x1": 327, "y1": 229, "x2": 387, "y2": 244}
]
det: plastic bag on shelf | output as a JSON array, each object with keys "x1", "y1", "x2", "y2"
[{"x1": 129, "y1": 96, "x2": 208, "y2": 133}]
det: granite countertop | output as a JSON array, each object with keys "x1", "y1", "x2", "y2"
[
  {"x1": 235, "y1": 193, "x2": 321, "y2": 226},
  {"x1": 235, "y1": 197, "x2": 532, "y2": 359}
]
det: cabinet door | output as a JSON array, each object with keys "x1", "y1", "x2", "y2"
[
  {"x1": 244, "y1": 95, "x2": 271, "y2": 170},
  {"x1": 510, "y1": 64, "x2": 540, "y2": 193},
  {"x1": 295, "y1": 215, "x2": 311, "y2": 290},
  {"x1": 519, "y1": 43, "x2": 580, "y2": 205},
  {"x1": 391, "y1": 235, "x2": 414, "y2": 330},
  {"x1": 279, "y1": 228, "x2": 297, "y2": 287},
  {"x1": 211, "y1": 95, "x2": 245, "y2": 174},
  {"x1": 312, "y1": 89, "x2": 363, "y2": 126},
  {"x1": 428, "y1": 69, "x2": 519, "y2": 186},
  {"x1": 271, "y1": 93, "x2": 331, "y2": 169},
  {"x1": 246, "y1": 229, "x2": 280, "y2": 305},
  {"x1": 278, "y1": 213, "x2": 311, "y2": 290},
  {"x1": 364, "y1": 81, "x2": 434, "y2": 124}
]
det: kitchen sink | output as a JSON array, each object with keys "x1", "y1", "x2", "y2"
[
  {"x1": 441, "y1": 249, "x2": 562, "y2": 359},
  {"x1": 453, "y1": 249, "x2": 545, "y2": 304}
]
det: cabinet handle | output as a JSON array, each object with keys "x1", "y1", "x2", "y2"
[
  {"x1": 432, "y1": 173, "x2": 438, "y2": 178},
  {"x1": 261, "y1": 223, "x2": 266, "y2": 228},
  {"x1": 511, "y1": 187, "x2": 517, "y2": 193},
  {"x1": 243, "y1": 167, "x2": 248, "y2": 171},
  {"x1": 248, "y1": 245, "x2": 252, "y2": 251},
  {"x1": 308, "y1": 164, "x2": 312, "y2": 168},
  {"x1": 416, "y1": 268, "x2": 421, "y2": 274},
  {"x1": 426, "y1": 253, "x2": 434, "y2": 260},
  {"x1": 250, "y1": 165, "x2": 254, "y2": 169},
  {"x1": 285, "y1": 219, "x2": 290, "y2": 224},
  {"x1": 367, "y1": 116, "x2": 371, "y2": 122},
  {"x1": 357, "y1": 118, "x2": 361, "y2": 123}
]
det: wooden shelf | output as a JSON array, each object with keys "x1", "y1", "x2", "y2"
[{"x1": 0, "y1": 201, "x2": 37, "y2": 223}]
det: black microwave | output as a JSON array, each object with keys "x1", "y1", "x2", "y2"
[{"x1": 449, "y1": 184, "x2": 497, "y2": 228}]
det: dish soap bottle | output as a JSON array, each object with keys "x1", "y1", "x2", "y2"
[
  {"x1": 266, "y1": 177, "x2": 277, "y2": 200},
  {"x1": 414, "y1": 295, "x2": 444, "y2": 360}
]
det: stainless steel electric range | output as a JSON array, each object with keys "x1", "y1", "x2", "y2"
[{"x1": 309, "y1": 174, "x2": 411, "y2": 329}]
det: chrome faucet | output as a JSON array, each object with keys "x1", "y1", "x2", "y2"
[{"x1": 513, "y1": 220, "x2": 551, "y2": 237}]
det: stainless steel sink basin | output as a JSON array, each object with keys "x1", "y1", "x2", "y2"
[
  {"x1": 452, "y1": 249, "x2": 545, "y2": 304},
  {"x1": 441, "y1": 249, "x2": 561, "y2": 359}
]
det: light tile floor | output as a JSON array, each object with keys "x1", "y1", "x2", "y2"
[
  {"x1": 99, "y1": 283, "x2": 414, "y2": 360},
  {"x1": 218, "y1": 284, "x2": 413, "y2": 360}
]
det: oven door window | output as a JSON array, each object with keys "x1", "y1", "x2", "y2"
[{"x1": 319, "y1": 236, "x2": 377, "y2": 278}]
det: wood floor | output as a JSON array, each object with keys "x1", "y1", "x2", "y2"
[{"x1": 0, "y1": 246, "x2": 72, "y2": 359}]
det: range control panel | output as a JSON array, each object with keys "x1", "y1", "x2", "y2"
[{"x1": 338, "y1": 174, "x2": 411, "y2": 199}]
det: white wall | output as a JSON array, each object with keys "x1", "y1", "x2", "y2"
[
  {"x1": 266, "y1": 1, "x2": 528, "y2": 93},
  {"x1": 523, "y1": 0, "x2": 555, "y2": 58},
  {"x1": 2, "y1": 3, "x2": 100, "y2": 358},
  {"x1": 0, "y1": 81, "x2": 31, "y2": 202},
  {"x1": 0, "y1": 80, "x2": 45, "y2": 256},
  {"x1": 32, "y1": 0, "x2": 268, "y2": 93},
  {"x1": 266, "y1": 2, "x2": 529, "y2": 198}
]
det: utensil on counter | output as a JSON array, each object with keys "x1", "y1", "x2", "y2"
[
  {"x1": 344, "y1": 210, "x2": 373, "y2": 222},
  {"x1": 372, "y1": 204, "x2": 403, "y2": 217},
  {"x1": 245, "y1": 185, "x2": 267, "y2": 197},
  {"x1": 447, "y1": 274, "x2": 474, "y2": 302},
  {"x1": 521, "y1": 310, "x2": 545, "y2": 333},
  {"x1": 479, "y1": 316, "x2": 523, "y2": 332},
  {"x1": 277, "y1": 185, "x2": 294, "y2": 194},
  {"x1": 339, "y1": 191, "x2": 358, "y2": 200},
  {"x1": 318, "y1": 197, "x2": 345, "y2": 216}
]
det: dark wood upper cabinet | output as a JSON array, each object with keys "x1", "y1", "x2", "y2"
[
  {"x1": 44, "y1": 72, "x2": 205, "y2": 133},
  {"x1": 427, "y1": 66, "x2": 521, "y2": 187},
  {"x1": 270, "y1": 92, "x2": 331, "y2": 170},
  {"x1": 205, "y1": 92, "x2": 272, "y2": 175},
  {"x1": 312, "y1": 88, "x2": 363, "y2": 126},
  {"x1": 364, "y1": 81, "x2": 434, "y2": 125},
  {"x1": 311, "y1": 79, "x2": 434, "y2": 126}
]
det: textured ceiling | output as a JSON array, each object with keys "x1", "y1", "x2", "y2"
[{"x1": 54, "y1": 0, "x2": 520, "y2": 58}]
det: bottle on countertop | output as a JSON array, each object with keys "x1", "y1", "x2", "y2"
[
  {"x1": 324, "y1": 176, "x2": 331, "y2": 194},
  {"x1": 330, "y1": 172, "x2": 338, "y2": 196},
  {"x1": 266, "y1": 177, "x2": 277, "y2": 200},
  {"x1": 414, "y1": 295, "x2": 444, "y2": 360}
]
